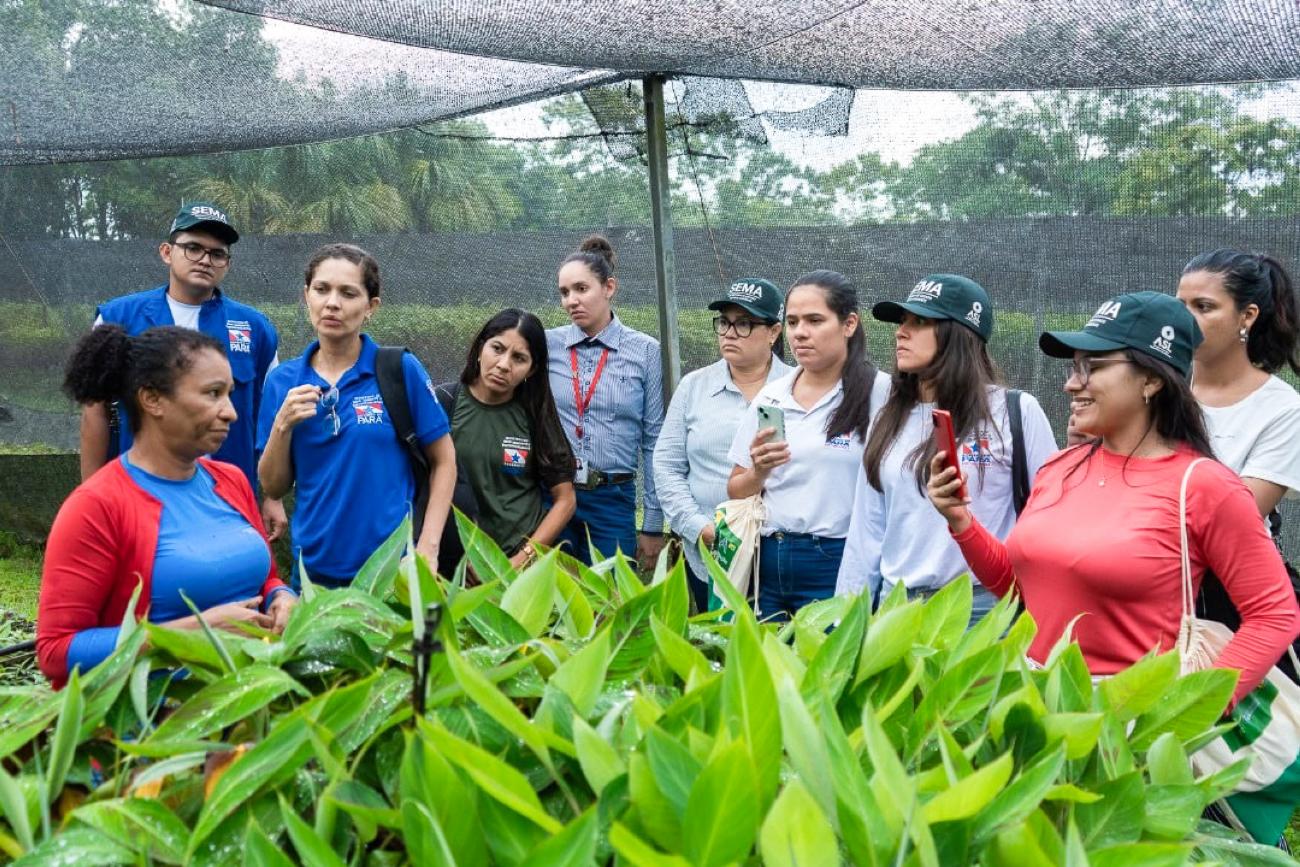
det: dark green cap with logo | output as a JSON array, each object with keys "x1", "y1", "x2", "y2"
[
  {"x1": 169, "y1": 201, "x2": 238, "y2": 245},
  {"x1": 872, "y1": 274, "x2": 993, "y2": 341},
  {"x1": 1039, "y1": 291, "x2": 1202, "y2": 378},
  {"x1": 709, "y1": 278, "x2": 784, "y2": 323}
]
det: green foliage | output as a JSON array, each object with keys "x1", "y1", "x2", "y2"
[{"x1": 0, "y1": 524, "x2": 1286, "y2": 864}]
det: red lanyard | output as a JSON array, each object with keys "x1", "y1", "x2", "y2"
[{"x1": 570, "y1": 346, "x2": 610, "y2": 440}]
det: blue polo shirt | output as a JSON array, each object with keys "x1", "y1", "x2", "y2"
[
  {"x1": 95, "y1": 285, "x2": 279, "y2": 489},
  {"x1": 257, "y1": 335, "x2": 449, "y2": 582}
]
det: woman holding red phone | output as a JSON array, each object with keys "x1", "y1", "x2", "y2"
[
  {"x1": 728, "y1": 270, "x2": 891, "y2": 620},
  {"x1": 926, "y1": 291, "x2": 1299, "y2": 711},
  {"x1": 836, "y1": 274, "x2": 1056, "y2": 625}
]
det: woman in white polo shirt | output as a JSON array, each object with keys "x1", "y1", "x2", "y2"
[
  {"x1": 836, "y1": 274, "x2": 1056, "y2": 623},
  {"x1": 728, "y1": 270, "x2": 891, "y2": 620}
]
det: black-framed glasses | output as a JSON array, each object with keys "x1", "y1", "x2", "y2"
[
  {"x1": 320, "y1": 386, "x2": 341, "y2": 437},
  {"x1": 1068, "y1": 356, "x2": 1130, "y2": 386},
  {"x1": 713, "y1": 315, "x2": 761, "y2": 338},
  {"x1": 173, "y1": 241, "x2": 231, "y2": 266}
]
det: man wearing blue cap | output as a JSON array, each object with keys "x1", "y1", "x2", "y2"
[{"x1": 80, "y1": 202, "x2": 285, "y2": 538}]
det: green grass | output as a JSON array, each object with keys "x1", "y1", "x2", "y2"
[{"x1": 0, "y1": 532, "x2": 41, "y2": 621}]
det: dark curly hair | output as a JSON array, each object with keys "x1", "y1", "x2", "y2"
[{"x1": 63, "y1": 325, "x2": 225, "y2": 432}]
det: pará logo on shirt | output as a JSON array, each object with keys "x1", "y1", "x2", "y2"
[
  {"x1": 960, "y1": 430, "x2": 994, "y2": 466},
  {"x1": 501, "y1": 436, "x2": 531, "y2": 476},
  {"x1": 1150, "y1": 324, "x2": 1176, "y2": 358},
  {"x1": 352, "y1": 394, "x2": 386, "y2": 424},
  {"x1": 907, "y1": 280, "x2": 943, "y2": 303},
  {"x1": 827, "y1": 434, "x2": 852, "y2": 449},
  {"x1": 1087, "y1": 301, "x2": 1122, "y2": 329},
  {"x1": 226, "y1": 319, "x2": 252, "y2": 353}
]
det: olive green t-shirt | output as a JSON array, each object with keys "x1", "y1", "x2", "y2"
[{"x1": 450, "y1": 388, "x2": 571, "y2": 555}]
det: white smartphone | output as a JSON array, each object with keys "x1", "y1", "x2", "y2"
[{"x1": 756, "y1": 404, "x2": 786, "y2": 442}]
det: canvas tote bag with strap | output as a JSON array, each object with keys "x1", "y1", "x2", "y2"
[{"x1": 1176, "y1": 457, "x2": 1300, "y2": 844}]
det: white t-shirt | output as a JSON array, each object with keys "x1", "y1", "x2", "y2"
[
  {"x1": 728, "y1": 368, "x2": 892, "y2": 538},
  {"x1": 1202, "y1": 375, "x2": 1300, "y2": 501},
  {"x1": 835, "y1": 388, "x2": 1058, "y2": 600}
]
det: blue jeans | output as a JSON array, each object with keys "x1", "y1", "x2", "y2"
[
  {"x1": 905, "y1": 582, "x2": 999, "y2": 629},
  {"x1": 555, "y1": 481, "x2": 638, "y2": 566},
  {"x1": 755, "y1": 532, "x2": 844, "y2": 622}
]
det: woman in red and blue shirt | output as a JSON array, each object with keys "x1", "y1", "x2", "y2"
[{"x1": 39, "y1": 325, "x2": 294, "y2": 688}]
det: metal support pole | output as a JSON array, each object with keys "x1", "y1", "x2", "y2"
[{"x1": 643, "y1": 74, "x2": 682, "y2": 404}]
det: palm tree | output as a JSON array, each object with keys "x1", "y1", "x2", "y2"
[{"x1": 183, "y1": 149, "x2": 294, "y2": 235}]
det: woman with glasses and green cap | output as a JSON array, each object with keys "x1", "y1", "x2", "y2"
[
  {"x1": 836, "y1": 274, "x2": 1056, "y2": 625},
  {"x1": 927, "y1": 290, "x2": 1299, "y2": 713},
  {"x1": 653, "y1": 278, "x2": 791, "y2": 612}
]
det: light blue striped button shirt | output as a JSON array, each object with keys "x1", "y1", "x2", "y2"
[
  {"x1": 653, "y1": 355, "x2": 793, "y2": 581},
  {"x1": 546, "y1": 315, "x2": 665, "y2": 532}
]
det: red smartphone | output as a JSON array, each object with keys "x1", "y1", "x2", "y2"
[{"x1": 931, "y1": 409, "x2": 968, "y2": 499}]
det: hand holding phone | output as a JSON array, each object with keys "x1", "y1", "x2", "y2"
[
  {"x1": 748, "y1": 404, "x2": 791, "y2": 479},
  {"x1": 756, "y1": 404, "x2": 785, "y2": 442},
  {"x1": 931, "y1": 409, "x2": 968, "y2": 500}
]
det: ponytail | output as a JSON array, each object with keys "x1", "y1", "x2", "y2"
[
  {"x1": 1183, "y1": 249, "x2": 1300, "y2": 375},
  {"x1": 561, "y1": 234, "x2": 617, "y2": 283},
  {"x1": 63, "y1": 325, "x2": 225, "y2": 433},
  {"x1": 63, "y1": 325, "x2": 132, "y2": 406}
]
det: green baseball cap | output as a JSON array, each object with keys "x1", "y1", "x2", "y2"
[
  {"x1": 708, "y1": 278, "x2": 784, "y2": 323},
  {"x1": 1039, "y1": 291, "x2": 1202, "y2": 377},
  {"x1": 872, "y1": 274, "x2": 993, "y2": 341},
  {"x1": 169, "y1": 201, "x2": 238, "y2": 245}
]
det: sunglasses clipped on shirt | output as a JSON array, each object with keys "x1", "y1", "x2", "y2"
[{"x1": 320, "y1": 386, "x2": 341, "y2": 437}]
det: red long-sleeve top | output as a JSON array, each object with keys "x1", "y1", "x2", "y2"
[
  {"x1": 37, "y1": 457, "x2": 283, "y2": 688},
  {"x1": 953, "y1": 445, "x2": 1300, "y2": 703}
]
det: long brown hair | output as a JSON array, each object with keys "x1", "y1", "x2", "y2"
[{"x1": 864, "y1": 319, "x2": 1001, "y2": 493}]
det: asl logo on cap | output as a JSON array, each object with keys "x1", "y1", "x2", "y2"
[
  {"x1": 1151, "y1": 324, "x2": 1176, "y2": 358},
  {"x1": 189, "y1": 204, "x2": 229, "y2": 223},
  {"x1": 728, "y1": 282, "x2": 765, "y2": 303},
  {"x1": 908, "y1": 280, "x2": 943, "y2": 303},
  {"x1": 966, "y1": 300, "x2": 983, "y2": 328},
  {"x1": 1087, "y1": 300, "x2": 1122, "y2": 329}
]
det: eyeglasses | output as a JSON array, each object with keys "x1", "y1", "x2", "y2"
[
  {"x1": 320, "y1": 386, "x2": 341, "y2": 437},
  {"x1": 1068, "y1": 356, "x2": 1131, "y2": 386},
  {"x1": 173, "y1": 241, "x2": 231, "y2": 266},
  {"x1": 713, "y1": 316, "x2": 763, "y2": 338}
]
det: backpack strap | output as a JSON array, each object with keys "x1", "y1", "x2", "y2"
[
  {"x1": 376, "y1": 347, "x2": 431, "y2": 537},
  {"x1": 1006, "y1": 389, "x2": 1030, "y2": 516},
  {"x1": 433, "y1": 381, "x2": 460, "y2": 419}
]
